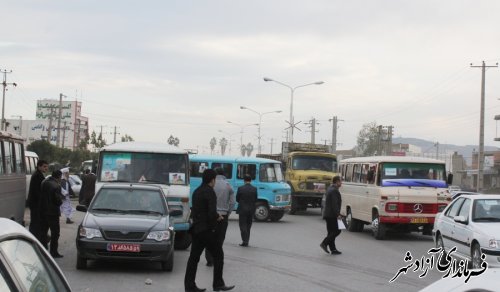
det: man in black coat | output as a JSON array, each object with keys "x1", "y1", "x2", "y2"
[
  {"x1": 184, "y1": 169, "x2": 235, "y2": 292},
  {"x1": 40, "y1": 170, "x2": 64, "y2": 258},
  {"x1": 236, "y1": 174, "x2": 257, "y2": 247},
  {"x1": 27, "y1": 159, "x2": 48, "y2": 242},
  {"x1": 320, "y1": 175, "x2": 343, "y2": 255}
]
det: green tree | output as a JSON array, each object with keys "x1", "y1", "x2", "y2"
[
  {"x1": 167, "y1": 135, "x2": 180, "y2": 146},
  {"x1": 209, "y1": 137, "x2": 217, "y2": 154},
  {"x1": 356, "y1": 121, "x2": 380, "y2": 156},
  {"x1": 121, "y1": 134, "x2": 134, "y2": 142},
  {"x1": 219, "y1": 137, "x2": 228, "y2": 155}
]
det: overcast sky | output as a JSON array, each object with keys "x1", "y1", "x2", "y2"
[{"x1": 2, "y1": 0, "x2": 500, "y2": 155}]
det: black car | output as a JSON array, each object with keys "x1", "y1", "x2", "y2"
[{"x1": 75, "y1": 184, "x2": 181, "y2": 271}]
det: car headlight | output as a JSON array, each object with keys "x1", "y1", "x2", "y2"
[
  {"x1": 275, "y1": 195, "x2": 282, "y2": 202},
  {"x1": 489, "y1": 239, "x2": 500, "y2": 248},
  {"x1": 147, "y1": 231, "x2": 171, "y2": 242},
  {"x1": 79, "y1": 227, "x2": 102, "y2": 239}
]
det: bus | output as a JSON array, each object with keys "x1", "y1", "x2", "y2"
[
  {"x1": 338, "y1": 156, "x2": 453, "y2": 240},
  {"x1": 25, "y1": 151, "x2": 39, "y2": 201},
  {"x1": 189, "y1": 155, "x2": 291, "y2": 222},
  {"x1": 96, "y1": 142, "x2": 192, "y2": 249},
  {"x1": 0, "y1": 131, "x2": 26, "y2": 225}
]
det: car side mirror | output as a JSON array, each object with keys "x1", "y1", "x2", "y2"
[
  {"x1": 169, "y1": 209, "x2": 183, "y2": 217},
  {"x1": 453, "y1": 215, "x2": 467, "y2": 224},
  {"x1": 76, "y1": 205, "x2": 88, "y2": 212}
]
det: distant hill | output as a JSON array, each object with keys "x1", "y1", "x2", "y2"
[{"x1": 393, "y1": 137, "x2": 500, "y2": 163}]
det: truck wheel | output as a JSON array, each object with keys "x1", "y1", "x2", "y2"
[
  {"x1": 161, "y1": 251, "x2": 174, "y2": 271},
  {"x1": 371, "y1": 212, "x2": 386, "y2": 240},
  {"x1": 269, "y1": 210, "x2": 285, "y2": 222},
  {"x1": 174, "y1": 231, "x2": 192, "y2": 250},
  {"x1": 254, "y1": 202, "x2": 270, "y2": 222},
  {"x1": 346, "y1": 208, "x2": 363, "y2": 232},
  {"x1": 76, "y1": 255, "x2": 87, "y2": 270}
]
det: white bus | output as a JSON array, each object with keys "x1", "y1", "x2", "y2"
[
  {"x1": 25, "y1": 151, "x2": 39, "y2": 201},
  {"x1": 0, "y1": 131, "x2": 26, "y2": 225},
  {"x1": 338, "y1": 156, "x2": 453, "y2": 240},
  {"x1": 96, "y1": 142, "x2": 192, "y2": 249}
]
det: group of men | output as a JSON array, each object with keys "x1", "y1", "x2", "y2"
[
  {"x1": 184, "y1": 168, "x2": 258, "y2": 292},
  {"x1": 27, "y1": 160, "x2": 97, "y2": 258}
]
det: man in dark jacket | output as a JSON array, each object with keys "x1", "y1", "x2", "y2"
[
  {"x1": 40, "y1": 170, "x2": 64, "y2": 258},
  {"x1": 236, "y1": 174, "x2": 257, "y2": 247},
  {"x1": 184, "y1": 169, "x2": 235, "y2": 292},
  {"x1": 320, "y1": 175, "x2": 343, "y2": 255},
  {"x1": 80, "y1": 169, "x2": 97, "y2": 206},
  {"x1": 27, "y1": 159, "x2": 48, "y2": 242}
]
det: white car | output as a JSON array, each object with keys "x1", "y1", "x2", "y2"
[
  {"x1": 419, "y1": 267, "x2": 499, "y2": 292},
  {"x1": 433, "y1": 194, "x2": 500, "y2": 269},
  {"x1": 0, "y1": 218, "x2": 71, "y2": 291}
]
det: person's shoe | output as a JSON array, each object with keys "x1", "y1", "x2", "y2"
[
  {"x1": 185, "y1": 287, "x2": 206, "y2": 292},
  {"x1": 213, "y1": 285, "x2": 235, "y2": 291},
  {"x1": 66, "y1": 218, "x2": 74, "y2": 224},
  {"x1": 239, "y1": 242, "x2": 248, "y2": 247},
  {"x1": 51, "y1": 253, "x2": 64, "y2": 258},
  {"x1": 320, "y1": 243, "x2": 329, "y2": 254},
  {"x1": 330, "y1": 249, "x2": 342, "y2": 255},
  {"x1": 206, "y1": 261, "x2": 213, "y2": 267}
]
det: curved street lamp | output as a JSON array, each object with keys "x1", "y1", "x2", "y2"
[
  {"x1": 263, "y1": 77, "x2": 324, "y2": 142},
  {"x1": 240, "y1": 106, "x2": 281, "y2": 154}
]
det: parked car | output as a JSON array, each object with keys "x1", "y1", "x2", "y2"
[
  {"x1": 433, "y1": 194, "x2": 500, "y2": 269},
  {"x1": 450, "y1": 191, "x2": 479, "y2": 200},
  {"x1": 0, "y1": 218, "x2": 71, "y2": 291},
  {"x1": 75, "y1": 184, "x2": 182, "y2": 271}
]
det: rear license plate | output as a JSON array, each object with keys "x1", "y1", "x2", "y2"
[
  {"x1": 107, "y1": 243, "x2": 141, "y2": 252},
  {"x1": 410, "y1": 218, "x2": 429, "y2": 224}
]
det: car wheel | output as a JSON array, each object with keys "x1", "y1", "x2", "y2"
[
  {"x1": 436, "y1": 233, "x2": 448, "y2": 265},
  {"x1": 76, "y1": 255, "x2": 87, "y2": 270},
  {"x1": 254, "y1": 202, "x2": 270, "y2": 222},
  {"x1": 161, "y1": 251, "x2": 174, "y2": 272},
  {"x1": 346, "y1": 208, "x2": 363, "y2": 232},
  {"x1": 471, "y1": 243, "x2": 483, "y2": 269},
  {"x1": 371, "y1": 212, "x2": 386, "y2": 240},
  {"x1": 269, "y1": 210, "x2": 284, "y2": 222},
  {"x1": 174, "y1": 231, "x2": 192, "y2": 250}
]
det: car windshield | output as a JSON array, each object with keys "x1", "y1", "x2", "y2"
[
  {"x1": 99, "y1": 152, "x2": 188, "y2": 185},
  {"x1": 473, "y1": 199, "x2": 500, "y2": 222},
  {"x1": 259, "y1": 163, "x2": 284, "y2": 182},
  {"x1": 91, "y1": 188, "x2": 166, "y2": 214},
  {"x1": 292, "y1": 156, "x2": 337, "y2": 172}
]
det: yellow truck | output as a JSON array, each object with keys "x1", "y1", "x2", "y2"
[{"x1": 258, "y1": 142, "x2": 338, "y2": 214}]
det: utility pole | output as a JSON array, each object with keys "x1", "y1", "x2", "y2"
[
  {"x1": 113, "y1": 126, "x2": 120, "y2": 144},
  {"x1": 305, "y1": 117, "x2": 319, "y2": 144},
  {"x1": 62, "y1": 121, "x2": 68, "y2": 148},
  {"x1": 387, "y1": 125, "x2": 393, "y2": 155},
  {"x1": 1, "y1": 69, "x2": 17, "y2": 131},
  {"x1": 269, "y1": 138, "x2": 275, "y2": 154},
  {"x1": 471, "y1": 61, "x2": 498, "y2": 191},
  {"x1": 329, "y1": 116, "x2": 344, "y2": 153},
  {"x1": 56, "y1": 93, "x2": 67, "y2": 147},
  {"x1": 47, "y1": 107, "x2": 56, "y2": 143}
]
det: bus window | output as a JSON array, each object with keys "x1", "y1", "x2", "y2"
[
  {"x1": 211, "y1": 163, "x2": 233, "y2": 179},
  {"x1": 14, "y1": 143, "x2": 24, "y2": 174},
  {"x1": 3, "y1": 142, "x2": 14, "y2": 174},
  {"x1": 259, "y1": 163, "x2": 283, "y2": 182},
  {"x1": 237, "y1": 164, "x2": 256, "y2": 180},
  {"x1": 190, "y1": 161, "x2": 208, "y2": 177},
  {"x1": 345, "y1": 164, "x2": 353, "y2": 182}
]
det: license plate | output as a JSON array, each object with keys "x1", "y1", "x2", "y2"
[
  {"x1": 313, "y1": 183, "x2": 325, "y2": 192},
  {"x1": 410, "y1": 218, "x2": 429, "y2": 224},
  {"x1": 107, "y1": 243, "x2": 141, "y2": 252}
]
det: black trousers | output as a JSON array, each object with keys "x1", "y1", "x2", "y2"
[
  {"x1": 205, "y1": 215, "x2": 229, "y2": 264},
  {"x1": 321, "y1": 217, "x2": 341, "y2": 251},
  {"x1": 29, "y1": 207, "x2": 42, "y2": 243},
  {"x1": 40, "y1": 215, "x2": 61, "y2": 255},
  {"x1": 185, "y1": 229, "x2": 225, "y2": 290},
  {"x1": 238, "y1": 210, "x2": 254, "y2": 244}
]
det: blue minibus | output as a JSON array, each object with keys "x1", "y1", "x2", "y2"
[{"x1": 189, "y1": 155, "x2": 291, "y2": 222}]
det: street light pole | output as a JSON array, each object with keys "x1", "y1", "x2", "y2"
[
  {"x1": 263, "y1": 77, "x2": 324, "y2": 142},
  {"x1": 240, "y1": 106, "x2": 281, "y2": 154}
]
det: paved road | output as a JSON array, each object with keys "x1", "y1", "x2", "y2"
[{"x1": 27, "y1": 204, "x2": 444, "y2": 292}]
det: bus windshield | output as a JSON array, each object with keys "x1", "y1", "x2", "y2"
[
  {"x1": 292, "y1": 155, "x2": 337, "y2": 172},
  {"x1": 99, "y1": 152, "x2": 188, "y2": 185},
  {"x1": 381, "y1": 162, "x2": 447, "y2": 186},
  {"x1": 259, "y1": 163, "x2": 284, "y2": 182}
]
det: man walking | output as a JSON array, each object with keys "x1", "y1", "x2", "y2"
[
  {"x1": 236, "y1": 174, "x2": 257, "y2": 247},
  {"x1": 27, "y1": 159, "x2": 48, "y2": 242},
  {"x1": 60, "y1": 168, "x2": 75, "y2": 224},
  {"x1": 320, "y1": 175, "x2": 343, "y2": 255},
  {"x1": 205, "y1": 168, "x2": 235, "y2": 266},
  {"x1": 184, "y1": 169, "x2": 235, "y2": 292},
  {"x1": 40, "y1": 170, "x2": 64, "y2": 258},
  {"x1": 80, "y1": 168, "x2": 97, "y2": 206}
]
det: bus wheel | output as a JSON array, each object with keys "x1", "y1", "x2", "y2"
[
  {"x1": 346, "y1": 208, "x2": 363, "y2": 232},
  {"x1": 371, "y1": 212, "x2": 386, "y2": 240},
  {"x1": 254, "y1": 202, "x2": 270, "y2": 222},
  {"x1": 269, "y1": 210, "x2": 285, "y2": 222},
  {"x1": 174, "y1": 231, "x2": 192, "y2": 250}
]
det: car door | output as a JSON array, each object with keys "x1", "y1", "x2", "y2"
[
  {"x1": 440, "y1": 198, "x2": 465, "y2": 251},
  {"x1": 452, "y1": 198, "x2": 472, "y2": 258}
]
